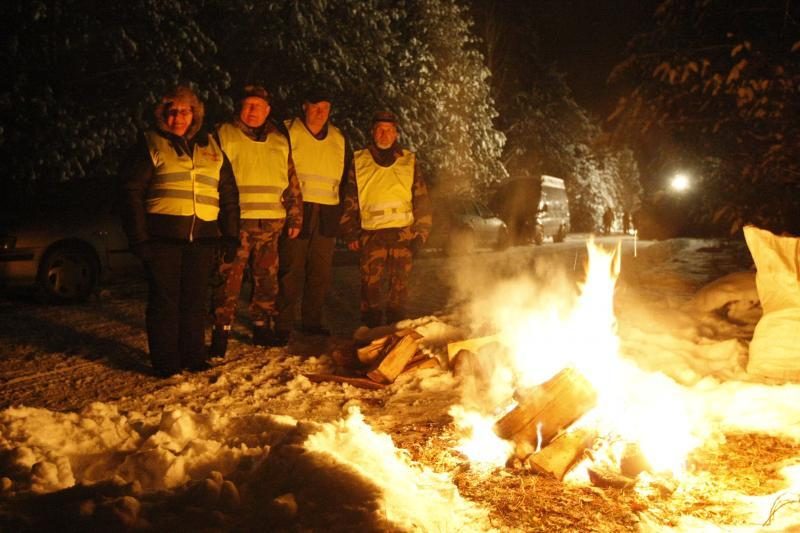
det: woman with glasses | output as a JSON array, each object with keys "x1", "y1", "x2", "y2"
[{"x1": 120, "y1": 84, "x2": 240, "y2": 377}]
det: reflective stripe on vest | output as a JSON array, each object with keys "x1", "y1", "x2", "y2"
[
  {"x1": 144, "y1": 131, "x2": 223, "y2": 221},
  {"x1": 217, "y1": 122, "x2": 289, "y2": 219},
  {"x1": 286, "y1": 118, "x2": 345, "y2": 205},
  {"x1": 354, "y1": 149, "x2": 415, "y2": 230}
]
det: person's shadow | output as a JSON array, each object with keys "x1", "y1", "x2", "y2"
[{"x1": 0, "y1": 294, "x2": 155, "y2": 409}]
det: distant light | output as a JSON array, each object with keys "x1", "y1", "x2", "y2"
[{"x1": 670, "y1": 173, "x2": 690, "y2": 192}]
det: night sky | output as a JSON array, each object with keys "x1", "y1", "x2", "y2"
[{"x1": 506, "y1": 0, "x2": 661, "y2": 116}]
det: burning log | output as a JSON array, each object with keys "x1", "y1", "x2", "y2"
[
  {"x1": 619, "y1": 443, "x2": 650, "y2": 478},
  {"x1": 525, "y1": 427, "x2": 597, "y2": 480},
  {"x1": 446, "y1": 335, "x2": 499, "y2": 367},
  {"x1": 402, "y1": 357, "x2": 439, "y2": 373},
  {"x1": 495, "y1": 367, "x2": 598, "y2": 457},
  {"x1": 366, "y1": 330, "x2": 423, "y2": 384},
  {"x1": 587, "y1": 467, "x2": 636, "y2": 489}
]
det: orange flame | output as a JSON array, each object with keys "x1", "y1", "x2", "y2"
[{"x1": 454, "y1": 239, "x2": 701, "y2": 479}]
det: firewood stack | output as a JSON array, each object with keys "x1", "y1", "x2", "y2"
[
  {"x1": 304, "y1": 329, "x2": 439, "y2": 388},
  {"x1": 445, "y1": 336, "x2": 666, "y2": 486},
  {"x1": 446, "y1": 336, "x2": 604, "y2": 480}
]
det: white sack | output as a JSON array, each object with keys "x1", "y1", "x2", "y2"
[{"x1": 743, "y1": 225, "x2": 800, "y2": 381}]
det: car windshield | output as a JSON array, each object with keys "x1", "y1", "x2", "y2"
[{"x1": 475, "y1": 202, "x2": 494, "y2": 218}]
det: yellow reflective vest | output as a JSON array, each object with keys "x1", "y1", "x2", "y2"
[
  {"x1": 286, "y1": 119, "x2": 345, "y2": 205},
  {"x1": 354, "y1": 149, "x2": 415, "y2": 230},
  {"x1": 144, "y1": 131, "x2": 223, "y2": 221},
  {"x1": 217, "y1": 123, "x2": 289, "y2": 219}
]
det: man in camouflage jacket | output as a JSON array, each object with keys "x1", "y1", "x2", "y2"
[
  {"x1": 211, "y1": 85, "x2": 302, "y2": 354},
  {"x1": 341, "y1": 111, "x2": 432, "y2": 328}
]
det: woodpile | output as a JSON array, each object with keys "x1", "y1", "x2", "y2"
[
  {"x1": 446, "y1": 336, "x2": 605, "y2": 481},
  {"x1": 495, "y1": 366, "x2": 598, "y2": 480},
  {"x1": 445, "y1": 335, "x2": 661, "y2": 485},
  {"x1": 304, "y1": 329, "x2": 439, "y2": 389},
  {"x1": 495, "y1": 366, "x2": 598, "y2": 452}
]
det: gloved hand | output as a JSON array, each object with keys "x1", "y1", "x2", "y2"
[
  {"x1": 131, "y1": 241, "x2": 153, "y2": 262},
  {"x1": 409, "y1": 236, "x2": 424, "y2": 257},
  {"x1": 221, "y1": 237, "x2": 240, "y2": 264}
]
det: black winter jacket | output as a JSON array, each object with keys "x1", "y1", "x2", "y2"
[{"x1": 120, "y1": 130, "x2": 240, "y2": 246}]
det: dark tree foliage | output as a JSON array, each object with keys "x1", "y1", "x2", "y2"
[
  {"x1": 470, "y1": 0, "x2": 643, "y2": 231},
  {"x1": 398, "y1": 0, "x2": 507, "y2": 195},
  {"x1": 197, "y1": 0, "x2": 506, "y2": 194},
  {"x1": 609, "y1": 0, "x2": 800, "y2": 234},
  {"x1": 1, "y1": 0, "x2": 229, "y2": 210},
  {"x1": 3, "y1": 0, "x2": 505, "y2": 204}
]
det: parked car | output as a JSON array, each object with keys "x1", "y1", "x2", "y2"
[
  {"x1": 426, "y1": 196, "x2": 509, "y2": 254},
  {"x1": 491, "y1": 175, "x2": 571, "y2": 245},
  {"x1": 0, "y1": 178, "x2": 138, "y2": 303}
]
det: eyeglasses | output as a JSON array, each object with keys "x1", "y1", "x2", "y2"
[{"x1": 167, "y1": 108, "x2": 193, "y2": 118}]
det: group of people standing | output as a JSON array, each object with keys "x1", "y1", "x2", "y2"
[{"x1": 120, "y1": 84, "x2": 431, "y2": 377}]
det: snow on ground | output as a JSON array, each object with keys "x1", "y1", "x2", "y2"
[{"x1": 1, "y1": 236, "x2": 800, "y2": 531}]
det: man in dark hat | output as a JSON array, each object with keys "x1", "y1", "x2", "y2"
[
  {"x1": 210, "y1": 84, "x2": 303, "y2": 355},
  {"x1": 341, "y1": 110, "x2": 432, "y2": 328},
  {"x1": 276, "y1": 89, "x2": 354, "y2": 339}
]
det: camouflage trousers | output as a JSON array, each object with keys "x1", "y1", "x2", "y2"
[
  {"x1": 359, "y1": 228, "x2": 414, "y2": 326},
  {"x1": 213, "y1": 218, "x2": 285, "y2": 328}
]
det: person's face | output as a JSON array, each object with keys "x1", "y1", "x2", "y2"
[
  {"x1": 303, "y1": 101, "x2": 331, "y2": 133},
  {"x1": 373, "y1": 122, "x2": 398, "y2": 149},
  {"x1": 240, "y1": 96, "x2": 270, "y2": 128},
  {"x1": 165, "y1": 103, "x2": 193, "y2": 137}
]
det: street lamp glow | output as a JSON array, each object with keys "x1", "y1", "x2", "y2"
[{"x1": 670, "y1": 173, "x2": 690, "y2": 192}]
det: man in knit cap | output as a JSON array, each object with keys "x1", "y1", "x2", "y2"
[{"x1": 210, "y1": 84, "x2": 303, "y2": 354}]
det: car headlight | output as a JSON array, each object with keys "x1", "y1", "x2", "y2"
[{"x1": 0, "y1": 236, "x2": 16, "y2": 250}]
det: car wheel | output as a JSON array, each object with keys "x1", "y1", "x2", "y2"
[
  {"x1": 533, "y1": 225, "x2": 545, "y2": 246},
  {"x1": 37, "y1": 244, "x2": 99, "y2": 303},
  {"x1": 447, "y1": 228, "x2": 475, "y2": 256}
]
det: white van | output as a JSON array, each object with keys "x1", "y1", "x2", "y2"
[{"x1": 491, "y1": 175, "x2": 571, "y2": 245}]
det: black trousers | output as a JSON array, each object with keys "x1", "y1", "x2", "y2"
[
  {"x1": 276, "y1": 208, "x2": 335, "y2": 332},
  {"x1": 144, "y1": 241, "x2": 215, "y2": 374}
]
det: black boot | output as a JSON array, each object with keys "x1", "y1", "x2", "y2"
[
  {"x1": 301, "y1": 324, "x2": 331, "y2": 336},
  {"x1": 254, "y1": 322, "x2": 291, "y2": 348},
  {"x1": 385, "y1": 307, "x2": 406, "y2": 325},
  {"x1": 361, "y1": 309, "x2": 383, "y2": 329},
  {"x1": 209, "y1": 327, "x2": 229, "y2": 358},
  {"x1": 252, "y1": 323, "x2": 273, "y2": 347},
  {"x1": 270, "y1": 329, "x2": 291, "y2": 347}
]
